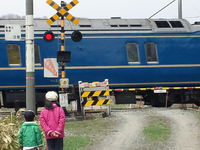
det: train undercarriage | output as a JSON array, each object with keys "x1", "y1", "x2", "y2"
[
  {"x1": 113, "y1": 88, "x2": 200, "y2": 107},
  {"x1": 1, "y1": 86, "x2": 200, "y2": 109}
]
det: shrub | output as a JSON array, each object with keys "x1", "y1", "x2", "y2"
[{"x1": 0, "y1": 113, "x2": 23, "y2": 150}]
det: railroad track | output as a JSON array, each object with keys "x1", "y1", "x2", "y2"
[{"x1": 0, "y1": 104, "x2": 199, "y2": 117}]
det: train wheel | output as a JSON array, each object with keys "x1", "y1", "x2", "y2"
[{"x1": 192, "y1": 93, "x2": 200, "y2": 106}]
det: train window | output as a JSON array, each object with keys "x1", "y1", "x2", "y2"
[
  {"x1": 34, "y1": 44, "x2": 41, "y2": 64},
  {"x1": 145, "y1": 43, "x2": 158, "y2": 63},
  {"x1": 79, "y1": 25, "x2": 91, "y2": 27},
  {"x1": 130, "y1": 24, "x2": 142, "y2": 27},
  {"x1": 51, "y1": 25, "x2": 61, "y2": 28},
  {"x1": 169, "y1": 21, "x2": 184, "y2": 28},
  {"x1": 110, "y1": 25, "x2": 118, "y2": 27},
  {"x1": 7, "y1": 44, "x2": 21, "y2": 65},
  {"x1": 126, "y1": 43, "x2": 140, "y2": 64},
  {"x1": 119, "y1": 25, "x2": 128, "y2": 27},
  {"x1": 155, "y1": 21, "x2": 170, "y2": 28}
]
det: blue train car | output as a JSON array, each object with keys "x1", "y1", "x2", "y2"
[{"x1": 1, "y1": 18, "x2": 200, "y2": 107}]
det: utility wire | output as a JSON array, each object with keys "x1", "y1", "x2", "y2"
[
  {"x1": 149, "y1": 0, "x2": 176, "y2": 19},
  {"x1": 185, "y1": 16, "x2": 200, "y2": 19}
]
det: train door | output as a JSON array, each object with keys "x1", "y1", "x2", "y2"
[{"x1": 0, "y1": 42, "x2": 7, "y2": 67}]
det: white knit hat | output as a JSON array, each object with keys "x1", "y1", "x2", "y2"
[{"x1": 45, "y1": 91, "x2": 58, "y2": 101}]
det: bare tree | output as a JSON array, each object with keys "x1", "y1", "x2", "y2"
[
  {"x1": 0, "y1": 14, "x2": 47, "y2": 19},
  {"x1": 0, "y1": 14, "x2": 23, "y2": 19}
]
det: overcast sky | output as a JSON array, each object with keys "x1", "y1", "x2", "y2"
[{"x1": 1, "y1": 0, "x2": 200, "y2": 23}]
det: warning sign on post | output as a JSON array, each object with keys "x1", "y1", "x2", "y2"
[
  {"x1": 44, "y1": 58, "x2": 58, "y2": 78},
  {"x1": 59, "y1": 93, "x2": 68, "y2": 107}
]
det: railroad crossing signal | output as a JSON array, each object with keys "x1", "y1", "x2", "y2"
[
  {"x1": 46, "y1": 0, "x2": 79, "y2": 25},
  {"x1": 46, "y1": 0, "x2": 82, "y2": 92}
]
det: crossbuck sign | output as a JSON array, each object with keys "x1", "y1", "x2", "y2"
[{"x1": 46, "y1": 0, "x2": 79, "y2": 25}]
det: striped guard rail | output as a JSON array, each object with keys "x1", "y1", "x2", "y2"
[
  {"x1": 81, "y1": 98, "x2": 111, "y2": 107},
  {"x1": 81, "y1": 90, "x2": 110, "y2": 98}
]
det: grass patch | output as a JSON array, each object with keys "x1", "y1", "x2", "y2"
[
  {"x1": 66, "y1": 118, "x2": 113, "y2": 136},
  {"x1": 64, "y1": 136, "x2": 91, "y2": 150},
  {"x1": 110, "y1": 104, "x2": 130, "y2": 109},
  {"x1": 64, "y1": 116, "x2": 115, "y2": 149},
  {"x1": 143, "y1": 117, "x2": 171, "y2": 141}
]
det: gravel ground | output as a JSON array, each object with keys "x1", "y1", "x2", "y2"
[
  {"x1": 85, "y1": 108, "x2": 200, "y2": 150},
  {"x1": 158, "y1": 109, "x2": 200, "y2": 150}
]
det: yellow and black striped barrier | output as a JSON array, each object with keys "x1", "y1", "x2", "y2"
[
  {"x1": 79, "y1": 80, "x2": 111, "y2": 107},
  {"x1": 81, "y1": 90, "x2": 110, "y2": 98},
  {"x1": 81, "y1": 98, "x2": 111, "y2": 107}
]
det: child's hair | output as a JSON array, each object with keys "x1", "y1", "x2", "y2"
[
  {"x1": 44, "y1": 100, "x2": 60, "y2": 110},
  {"x1": 24, "y1": 110, "x2": 35, "y2": 122}
]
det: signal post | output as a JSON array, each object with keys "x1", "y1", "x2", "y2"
[
  {"x1": 26, "y1": 0, "x2": 36, "y2": 113},
  {"x1": 46, "y1": 0, "x2": 81, "y2": 108}
]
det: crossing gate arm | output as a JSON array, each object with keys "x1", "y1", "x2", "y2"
[{"x1": 110, "y1": 86, "x2": 200, "y2": 93}]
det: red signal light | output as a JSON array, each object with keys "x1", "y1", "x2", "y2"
[
  {"x1": 45, "y1": 33, "x2": 53, "y2": 40},
  {"x1": 44, "y1": 31, "x2": 54, "y2": 41}
]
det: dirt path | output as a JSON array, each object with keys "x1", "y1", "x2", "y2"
[
  {"x1": 87, "y1": 110, "x2": 147, "y2": 150},
  {"x1": 85, "y1": 108, "x2": 200, "y2": 150},
  {"x1": 158, "y1": 109, "x2": 200, "y2": 150}
]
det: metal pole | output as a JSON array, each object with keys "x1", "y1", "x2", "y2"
[
  {"x1": 165, "y1": 92, "x2": 168, "y2": 108},
  {"x1": 60, "y1": 1, "x2": 66, "y2": 92},
  {"x1": 26, "y1": 0, "x2": 36, "y2": 113},
  {"x1": 60, "y1": 16, "x2": 65, "y2": 80},
  {"x1": 178, "y1": 0, "x2": 182, "y2": 19}
]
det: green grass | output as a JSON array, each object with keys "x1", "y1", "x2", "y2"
[
  {"x1": 110, "y1": 104, "x2": 130, "y2": 109},
  {"x1": 143, "y1": 117, "x2": 171, "y2": 141},
  {"x1": 64, "y1": 116, "x2": 115, "y2": 150},
  {"x1": 64, "y1": 136, "x2": 91, "y2": 150}
]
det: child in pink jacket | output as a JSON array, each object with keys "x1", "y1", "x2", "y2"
[{"x1": 39, "y1": 91, "x2": 66, "y2": 150}]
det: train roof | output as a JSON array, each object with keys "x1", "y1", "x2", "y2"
[{"x1": 0, "y1": 18, "x2": 200, "y2": 34}]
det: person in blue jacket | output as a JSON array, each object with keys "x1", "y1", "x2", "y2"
[{"x1": 19, "y1": 110, "x2": 43, "y2": 150}]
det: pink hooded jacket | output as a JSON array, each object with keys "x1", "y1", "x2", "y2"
[{"x1": 39, "y1": 103, "x2": 66, "y2": 139}]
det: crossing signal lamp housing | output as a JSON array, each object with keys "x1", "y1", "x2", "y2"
[
  {"x1": 71, "y1": 30, "x2": 82, "y2": 42},
  {"x1": 43, "y1": 31, "x2": 55, "y2": 41},
  {"x1": 57, "y1": 51, "x2": 71, "y2": 63}
]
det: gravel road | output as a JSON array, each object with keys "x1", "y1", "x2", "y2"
[{"x1": 86, "y1": 108, "x2": 200, "y2": 150}]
